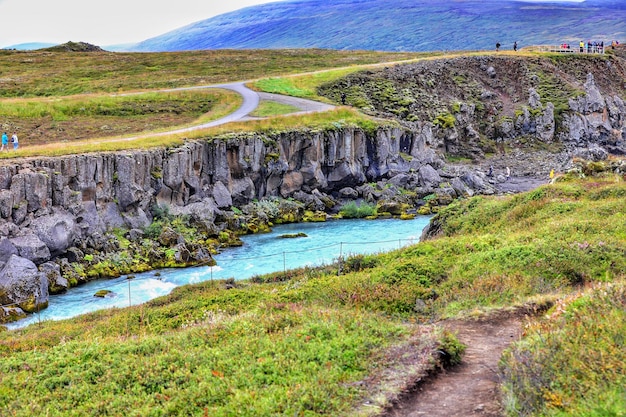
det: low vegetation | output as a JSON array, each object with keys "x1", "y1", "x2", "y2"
[
  {"x1": 0, "y1": 89, "x2": 241, "y2": 146},
  {"x1": 0, "y1": 108, "x2": 386, "y2": 159},
  {"x1": 501, "y1": 281, "x2": 625, "y2": 417},
  {"x1": 339, "y1": 201, "x2": 378, "y2": 219},
  {"x1": 1, "y1": 168, "x2": 625, "y2": 415},
  {"x1": 249, "y1": 100, "x2": 302, "y2": 117}
]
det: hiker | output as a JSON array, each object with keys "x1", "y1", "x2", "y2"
[
  {"x1": 11, "y1": 132, "x2": 18, "y2": 150},
  {"x1": 505, "y1": 166, "x2": 511, "y2": 181},
  {"x1": 1, "y1": 132, "x2": 7, "y2": 151},
  {"x1": 513, "y1": 41, "x2": 517, "y2": 52},
  {"x1": 496, "y1": 42, "x2": 501, "y2": 51},
  {"x1": 580, "y1": 40, "x2": 584, "y2": 53},
  {"x1": 488, "y1": 165, "x2": 493, "y2": 177},
  {"x1": 341, "y1": 92, "x2": 346, "y2": 105},
  {"x1": 550, "y1": 169, "x2": 555, "y2": 180}
]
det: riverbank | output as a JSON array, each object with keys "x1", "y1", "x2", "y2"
[{"x1": 6, "y1": 216, "x2": 431, "y2": 329}]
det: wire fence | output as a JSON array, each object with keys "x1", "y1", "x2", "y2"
[
  {"x1": 1, "y1": 236, "x2": 419, "y2": 328},
  {"x1": 537, "y1": 44, "x2": 607, "y2": 54}
]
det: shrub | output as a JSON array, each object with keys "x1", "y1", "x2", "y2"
[{"x1": 339, "y1": 201, "x2": 377, "y2": 218}]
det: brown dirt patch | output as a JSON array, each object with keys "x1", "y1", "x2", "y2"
[
  {"x1": 1, "y1": 114, "x2": 201, "y2": 147},
  {"x1": 381, "y1": 310, "x2": 531, "y2": 417}
]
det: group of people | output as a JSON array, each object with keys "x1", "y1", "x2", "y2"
[
  {"x1": 555, "y1": 40, "x2": 619, "y2": 54},
  {"x1": 496, "y1": 41, "x2": 518, "y2": 52},
  {"x1": 1, "y1": 132, "x2": 18, "y2": 151},
  {"x1": 487, "y1": 165, "x2": 511, "y2": 181},
  {"x1": 578, "y1": 40, "x2": 605, "y2": 54}
]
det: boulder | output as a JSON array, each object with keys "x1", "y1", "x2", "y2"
[
  {"x1": 0, "y1": 255, "x2": 49, "y2": 313},
  {"x1": 0, "y1": 238, "x2": 18, "y2": 262},
  {"x1": 31, "y1": 211, "x2": 78, "y2": 256},
  {"x1": 39, "y1": 261, "x2": 69, "y2": 294},
  {"x1": 123, "y1": 207, "x2": 151, "y2": 230},
  {"x1": 418, "y1": 165, "x2": 442, "y2": 187},
  {"x1": 10, "y1": 234, "x2": 51, "y2": 265},
  {"x1": 211, "y1": 181, "x2": 233, "y2": 209},
  {"x1": 338, "y1": 187, "x2": 359, "y2": 199},
  {"x1": 292, "y1": 191, "x2": 326, "y2": 211},
  {"x1": 0, "y1": 305, "x2": 26, "y2": 323},
  {"x1": 451, "y1": 177, "x2": 474, "y2": 198}
]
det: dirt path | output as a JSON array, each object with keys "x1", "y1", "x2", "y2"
[{"x1": 383, "y1": 313, "x2": 524, "y2": 417}]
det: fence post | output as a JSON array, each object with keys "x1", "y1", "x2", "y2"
[{"x1": 338, "y1": 242, "x2": 343, "y2": 276}]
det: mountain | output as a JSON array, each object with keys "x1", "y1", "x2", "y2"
[
  {"x1": 131, "y1": 0, "x2": 626, "y2": 52},
  {"x1": 2, "y1": 42, "x2": 56, "y2": 51}
]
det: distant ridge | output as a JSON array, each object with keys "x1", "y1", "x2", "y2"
[
  {"x1": 2, "y1": 42, "x2": 56, "y2": 51},
  {"x1": 131, "y1": 0, "x2": 626, "y2": 52}
]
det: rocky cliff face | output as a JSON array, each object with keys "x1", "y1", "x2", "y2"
[{"x1": 0, "y1": 126, "x2": 494, "y2": 321}]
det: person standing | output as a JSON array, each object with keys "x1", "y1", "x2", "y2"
[
  {"x1": 580, "y1": 40, "x2": 584, "y2": 53},
  {"x1": 11, "y1": 132, "x2": 18, "y2": 150},
  {"x1": 513, "y1": 41, "x2": 518, "y2": 51},
  {"x1": 1, "y1": 132, "x2": 7, "y2": 151},
  {"x1": 496, "y1": 42, "x2": 501, "y2": 51}
]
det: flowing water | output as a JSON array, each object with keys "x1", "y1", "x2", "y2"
[{"x1": 7, "y1": 216, "x2": 431, "y2": 329}]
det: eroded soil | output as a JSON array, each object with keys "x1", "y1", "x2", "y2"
[{"x1": 382, "y1": 312, "x2": 526, "y2": 417}]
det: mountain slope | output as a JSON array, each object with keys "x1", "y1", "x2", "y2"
[{"x1": 132, "y1": 0, "x2": 626, "y2": 52}]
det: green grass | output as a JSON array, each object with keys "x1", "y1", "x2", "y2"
[
  {"x1": 0, "y1": 89, "x2": 227, "y2": 120},
  {"x1": 500, "y1": 281, "x2": 626, "y2": 417},
  {"x1": 0, "y1": 108, "x2": 389, "y2": 159},
  {"x1": 0, "y1": 279, "x2": 441, "y2": 417},
  {"x1": 252, "y1": 68, "x2": 361, "y2": 100},
  {"x1": 249, "y1": 100, "x2": 302, "y2": 117}
]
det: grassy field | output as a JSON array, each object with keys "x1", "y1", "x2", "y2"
[
  {"x1": 0, "y1": 89, "x2": 241, "y2": 146},
  {"x1": 0, "y1": 48, "x2": 426, "y2": 155},
  {"x1": 0, "y1": 107, "x2": 383, "y2": 159},
  {"x1": 0, "y1": 49, "x2": 425, "y2": 98},
  {"x1": 1, "y1": 168, "x2": 625, "y2": 416}
]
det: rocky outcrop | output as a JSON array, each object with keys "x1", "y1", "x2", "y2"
[
  {"x1": 0, "y1": 126, "x2": 493, "y2": 320},
  {"x1": 560, "y1": 73, "x2": 626, "y2": 154},
  {"x1": 319, "y1": 55, "x2": 626, "y2": 172}
]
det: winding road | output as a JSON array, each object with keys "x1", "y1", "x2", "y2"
[{"x1": 143, "y1": 82, "x2": 336, "y2": 138}]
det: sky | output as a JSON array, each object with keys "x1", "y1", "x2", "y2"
[{"x1": 0, "y1": 0, "x2": 282, "y2": 48}]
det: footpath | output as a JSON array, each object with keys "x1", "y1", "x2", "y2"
[{"x1": 383, "y1": 312, "x2": 525, "y2": 417}]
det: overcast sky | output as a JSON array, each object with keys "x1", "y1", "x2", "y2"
[{"x1": 0, "y1": 0, "x2": 281, "y2": 48}]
